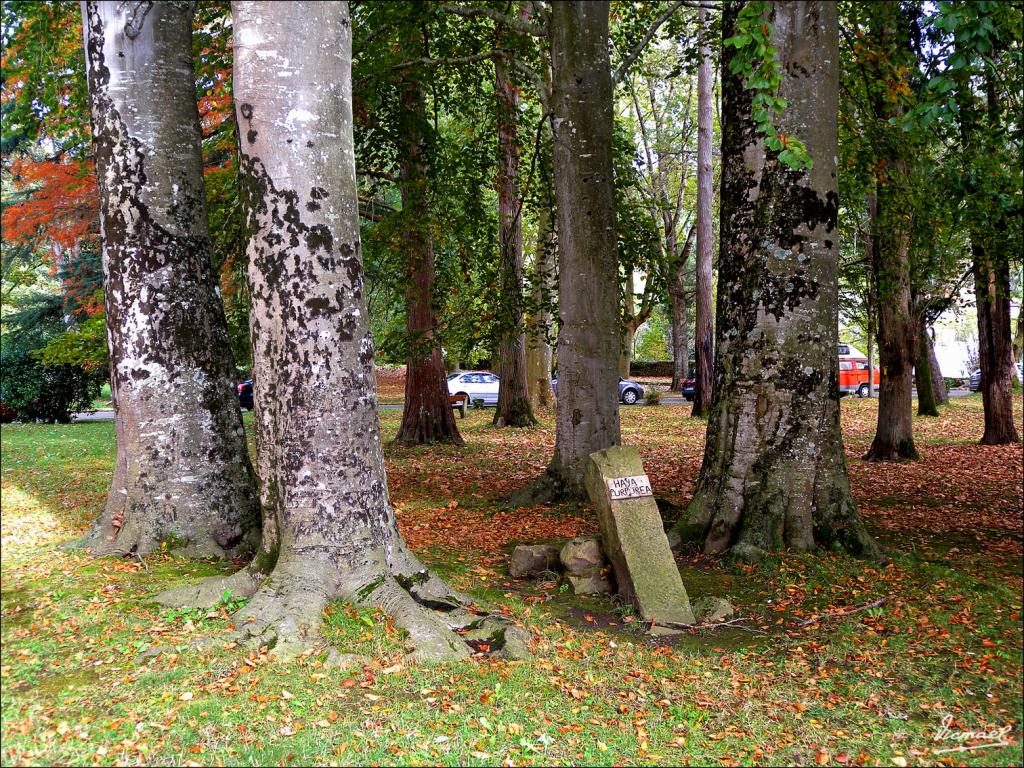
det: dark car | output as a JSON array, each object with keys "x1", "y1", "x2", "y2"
[
  {"x1": 551, "y1": 376, "x2": 645, "y2": 405},
  {"x1": 681, "y1": 368, "x2": 697, "y2": 401},
  {"x1": 236, "y1": 380, "x2": 253, "y2": 410}
]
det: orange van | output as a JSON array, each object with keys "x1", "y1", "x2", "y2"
[{"x1": 838, "y1": 345, "x2": 879, "y2": 397}]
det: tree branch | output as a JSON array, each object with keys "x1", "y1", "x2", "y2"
[
  {"x1": 510, "y1": 56, "x2": 552, "y2": 116},
  {"x1": 613, "y1": 0, "x2": 687, "y2": 85},
  {"x1": 387, "y1": 50, "x2": 498, "y2": 72},
  {"x1": 440, "y1": 3, "x2": 547, "y2": 37}
]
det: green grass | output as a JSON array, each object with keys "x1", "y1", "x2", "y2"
[
  {"x1": 89, "y1": 383, "x2": 112, "y2": 411},
  {"x1": 1, "y1": 404, "x2": 1021, "y2": 766}
]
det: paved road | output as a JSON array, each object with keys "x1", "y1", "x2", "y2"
[{"x1": 71, "y1": 389, "x2": 973, "y2": 422}]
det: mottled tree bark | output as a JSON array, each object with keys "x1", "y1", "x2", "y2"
[
  {"x1": 395, "y1": 76, "x2": 464, "y2": 445},
  {"x1": 159, "y1": 1, "x2": 526, "y2": 662},
  {"x1": 525, "y1": 200, "x2": 555, "y2": 411},
  {"x1": 79, "y1": 0, "x2": 259, "y2": 559},
  {"x1": 674, "y1": 1, "x2": 879, "y2": 562},
  {"x1": 545, "y1": 0, "x2": 621, "y2": 497},
  {"x1": 493, "y1": 45, "x2": 536, "y2": 428},
  {"x1": 691, "y1": 5, "x2": 714, "y2": 417}
]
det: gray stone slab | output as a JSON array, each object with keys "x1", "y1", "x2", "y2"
[{"x1": 585, "y1": 446, "x2": 695, "y2": 627}]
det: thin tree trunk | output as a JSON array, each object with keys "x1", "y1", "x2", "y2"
[
  {"x1": 158, "y1": 1, "x2": 527, "y2": 663},
  {"x1": 515, "y1": 0, "x2": 620, "y2": 502},
  {"x1": 525, "y1": 199, "x2": 555, "y2": 411},
  {"x1": 620, "y1": 270, "x2": 636, "y2": 377},
  {"x1": 395, "y1": 75, "x2": 464, "y2": 445},
  {"x1": 916, "y1": 323, "x2": 939, "y2": 417},
  {"x1": 79, "y1": 0, "x2": 259, "y2": 559},
  {"x1": 864, "y1": 198, "x2": 876, "y2": 398},
  {"x1": 493, "y1": 28, "x2": 536, "y2": 428},
  {"x1": 927, "y1": 327, "x2": 947, "y2": 405},
  {"x1": 1014, "y1": 301, "x2": 1024, "y2": 365},
  {"x1": 974, "y1": 244, "x2": 1020, "y2": 443},
  {"x1": 674, "y1": 0, "x2": 879, "y2": 562},
  {"x1": 669, "y1": 225, "x2": 696, "y2": 391},
  {"x1": 691, "y1": 5, "x2": 714, "y2": 418}
]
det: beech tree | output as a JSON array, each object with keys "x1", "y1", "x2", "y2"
[
  {"x1": 542, "y1": 0, "x2": 622, "y2": 498},
  {"x1": 78, "y1": 0, "x2": 259, "y2": 558},
  {"x1": 673, "y1": 0, "x2": 879, "y2": 561},
  {"x1": 160, "y1": 0, "x2": 525, "y2": 661}
]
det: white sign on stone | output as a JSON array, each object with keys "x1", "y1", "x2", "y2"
[{"x1": 606, "y1": 474, "x2": 654, "y2": 501}]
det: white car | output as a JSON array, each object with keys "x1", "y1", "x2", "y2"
[{"x1": 447, "y1": 371, "x2": 500, "y2": 406}]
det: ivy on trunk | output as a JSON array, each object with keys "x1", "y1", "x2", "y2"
[{"x1": 674, "y1": 0, "x2": 879, "y2": 562}]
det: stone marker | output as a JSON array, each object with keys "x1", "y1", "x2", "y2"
[
  {"x1": 509, "y1": 544, "x2": 560, "y2": 578},
  {"x1": 584, "y1": 446, "x2": 695, "y2": 628}
]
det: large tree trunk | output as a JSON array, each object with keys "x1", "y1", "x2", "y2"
[
  {"x1": 512, "y1": 1, "x2": 620, "y2": 503},
  {"x1": 864, "y1": 173, "x2": 917, "y2": 460},
  {"x1": 863, "y1": 9, "x2": 918, "y2": 461},
  {"x1": 395, "y1": 75, "x2": 464, "y2": 445},
  {"x1": 158, "y1": 1, "x2": 526, "y2": 663},
  {"x1": 955, "y1": 64, "x2": 1020, "y2": 444},
  {"x1": 674, "y1": 1, "x2": 879, "y2": 562},
  {"x1": 864, "y1": 196, "x2": 918, "y2": 458},
  {"x1": 691, "y1": 5, "x2": 714, "y2": 418},
  {"x1": 669, "y1": 225, "x2": 696, "y2": 391},
  {"x1": 525, "y1": 198, "x2": 555, "y2": 411},
  {"x1": 79, "y1": 0, "x2": 259, "y2": 559},
  {"x1": 916, "y1": 323, "x2": 939, "y2": 417}
]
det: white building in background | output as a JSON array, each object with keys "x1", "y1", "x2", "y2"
[{"x1": 931, "y1": 300, "x2": 1022, "y2": 379}]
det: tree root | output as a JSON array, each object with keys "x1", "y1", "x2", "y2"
[
  {"x1": 154, "y1": 550, "x2": 532, "y2": 664},
  {"x1": 505, "y1": 470, "x2": 565, "y2": 508},
  {"x1": 154, "y1": 565, "x2": 266, "y2": 609}
]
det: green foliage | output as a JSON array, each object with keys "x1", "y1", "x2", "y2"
[
  {"x1": 634, "y1": 306, "x2": 670, "y2": 361},
  {"x1": 724, "y1": 1, "x2": 811, "y2": 169},
  {"x1": 36, "y1": 312, "x2": 108, "y2": 372},
  {"x1": 0, "y1": 328, "x2": 100, "y2": 422}
]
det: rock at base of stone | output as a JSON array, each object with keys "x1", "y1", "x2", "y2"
[
  {"x1": 584, "y1": 446, "x2": 696, "y2": 627},
  {"x1": 509, "y1": 544, "x2": 560, "y2": 578},
  {"x1": 565, "y1": 571, "x2": 613, "y2": 596},
  {"x1": 560, "y1": 536, "x2": 604, "y2": 574},
  {"x1": 692, "y1": 597, "x2": 736, "y2": 624}
]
